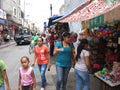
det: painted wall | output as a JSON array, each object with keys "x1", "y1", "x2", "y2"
[{"x1": 64, "y1": 0, "x2": 87, "y2": 33}]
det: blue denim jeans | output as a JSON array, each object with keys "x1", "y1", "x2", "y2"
[
  {"x1": 56, "y1": 66, "x2": 71, "y2": 90},
  {"x1": 0, "y1": 84, "x2": 5, "y2": 90},
  {"x1": 38, "y1": 64, "x2": 47, "y2": 88},
  {"x1": 74, "y1": 69, "x2": 90, "y2": 90}
]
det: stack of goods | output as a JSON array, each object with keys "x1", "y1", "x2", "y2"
[{"x1": 96, "y1": 61, "x2": 120, "y2": 83}]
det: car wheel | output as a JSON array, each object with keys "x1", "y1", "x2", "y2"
[{"x1": 17, "y1": 42, "x2": 20, "y2": 45}]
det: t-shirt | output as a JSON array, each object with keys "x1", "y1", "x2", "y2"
[
  {"x1": 34, "y1": 45, "x2": 49, "y2": 64},
  {"x1": 55, "y1": 41, "x2": 73, "y2": 67},
  {"x1": 75, "y1": 50, "x2": 90, "y2": 71},
  {"x1": 0, "y1": 60, "x2": 6, "y2": 85},
  {"x1": 42, "y1": 36, "x2": 47, "y2": 44},
  {"x1": 32, "y1": 35, "x2": 39, "y2": 45}
]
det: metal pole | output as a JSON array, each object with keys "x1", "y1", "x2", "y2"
[
  {"x1": 23, "y1": 0, "x2": 25, "y2": 28},
  {"x1": 50, "y1": 4, "x2": 52, "y2": 16},
  {"x1": 0, "y1": 0, "x2": 2, "y2": 8}
]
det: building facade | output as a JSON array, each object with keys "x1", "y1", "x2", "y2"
[
  {"x1": 0, "y1": 0, "x2": 22, "y2": 35},
  {"x1": 63, "y1": 0, "x2": 87, "y2": 33}
]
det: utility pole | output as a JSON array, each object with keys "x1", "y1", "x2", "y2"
[
  {"x1": 50, "y1": 4, "x2": 52, "y2": 16},
  {"x1": 23, "y1": 0, "x2": 26, "y2": 29},
  {"x1": 0, "y1": 0, "x2": 2, "y2": 8}
]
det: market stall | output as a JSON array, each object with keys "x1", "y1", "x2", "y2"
[
  {"x1": 82, "y1": 20, "x2": 120, "y2": 90},
  {"x1": 95, "y1": 72, "x2": 120, "y2": 90},
  {"x1": 53, "y1": 0, "x2": 120, "y2": 89}
]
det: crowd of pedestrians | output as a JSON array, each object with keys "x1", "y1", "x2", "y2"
[{"x1": 0, "y1": 30, "x2": 91, "y2": 90}]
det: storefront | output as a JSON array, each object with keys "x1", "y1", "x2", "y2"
[{"x1": 54, "y1": 0, "x2": 120, "y2": 89}]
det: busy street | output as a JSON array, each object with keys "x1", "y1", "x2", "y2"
[
  {"x1": 0, "y1": 42, "x2": 101, "y2": 90},
  {"x1": 1, "y1": 0, "x2": 120, "y2": 90}
]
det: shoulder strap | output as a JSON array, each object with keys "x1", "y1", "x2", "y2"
[{"x1": 61, "y1": 41, "x2": 63, "y2": 47}]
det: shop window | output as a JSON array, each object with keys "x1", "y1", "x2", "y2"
[{"x1": 13, "y1": 7, "x2": 17, "y2": 17}]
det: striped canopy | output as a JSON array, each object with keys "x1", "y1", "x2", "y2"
[{"x1": 54, "y1": 0, "x2": 120, "y2": 23}]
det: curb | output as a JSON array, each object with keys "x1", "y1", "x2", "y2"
[{"x1": 0, "y1": 41, "x2": 16, "y2": 49}]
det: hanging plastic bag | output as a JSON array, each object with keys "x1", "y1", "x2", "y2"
[{"x1": 32, "y1": 66, "x2": 37, "y2": 76}]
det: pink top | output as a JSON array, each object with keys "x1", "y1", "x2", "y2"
[{"x1": 19, "y1": 67, "x2": 33, "y2": 86}]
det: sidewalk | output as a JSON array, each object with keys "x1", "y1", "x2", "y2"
[
  {"x1": 0, "y1": 41, "x2": 101, "y2": 90},
  {"x1": 0, "y1": 40, "x2": 16, "y2": 49},
  {"x1": 35, "y1": 56, "x2": 101, "y2": 90}
]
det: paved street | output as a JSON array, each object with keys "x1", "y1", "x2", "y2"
[{"x1": 0, "y1": 42, "x2": 101, "y2": 90}]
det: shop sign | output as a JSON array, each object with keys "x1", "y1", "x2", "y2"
[
  {"x1": 0, "y1": 9, "x2": 6, "y2": 19},
  {"x1": 89, "y1": 14, "x2": 104, "y2": 28},
  {"x1": 105, "y1": 0, "x2": 119, "y2": 5}
]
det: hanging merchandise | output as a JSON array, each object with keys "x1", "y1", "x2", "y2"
[{"x1": 83, "y1": 29, "x2": 88, "y2": 39}]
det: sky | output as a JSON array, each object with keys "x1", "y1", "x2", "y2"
[{"x1": 21, "y1": 0, "x2": 64, "y2": 31}]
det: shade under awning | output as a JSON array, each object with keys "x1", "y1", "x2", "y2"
[
  {"x1": 54, "y1": 0, "x2": 120, "y2": 23},
  {"x1": 47, "y1": 9, "x2": 73, "y2": 27},
  {"x1": 47, "y1": 15, "x2": 63, "y2": 28}
]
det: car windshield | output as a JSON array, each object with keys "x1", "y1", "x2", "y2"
[{"x1": 19, "y1": 30, "x2": 31, "y2": 35}]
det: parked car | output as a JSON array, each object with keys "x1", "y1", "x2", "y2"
[{"x1": 14, "y1": 30, "x2": 31, "y2": 45}]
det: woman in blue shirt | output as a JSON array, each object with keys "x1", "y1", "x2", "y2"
[{"x1": 53, "y1": 32, "x2": 75, "y2": 90}]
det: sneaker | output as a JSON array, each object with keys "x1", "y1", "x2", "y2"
[{"x1": 40, "y1": 88, "x2": 45, "y2": 90}]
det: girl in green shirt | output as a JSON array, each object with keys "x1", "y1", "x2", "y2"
[{"x1": 0, "y1": 60, "x2": 11, "y2": 90}]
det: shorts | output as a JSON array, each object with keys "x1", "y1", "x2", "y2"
[
  {"x1": 22, "y1": 84, "x2": 33, "y2": 90},
  {"x1": 0, "y1": 84, "x2": 5, "y2": 90}
]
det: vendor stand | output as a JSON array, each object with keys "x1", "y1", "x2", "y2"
[
  {"x1": 87, "y1": 22, "x2": 120, "y2": 90},
  {"x1": 95, "y1": 72, "x2": 120, "y2": 90},
  {"x1": 94, "y1": 62, "x2": 120, "y2": 90},
  {"x1": 83, "y1": 20, "x2": 120, "y2": 90}
]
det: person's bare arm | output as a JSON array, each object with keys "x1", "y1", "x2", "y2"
[
  {"x1": 47, "y1": 52, "x2": 51, "y2": 70},
  {"x1": 2, "y1": 70, "x2": 11, "y2": 90},
  {"x1": 32, "y1": 53, "x2": 37, "y2": 66},
  {"x1": 71, "y1": 47, "x2": 76, "y2": 67},
  {"x1": 84, "y1": 56, "x2": 91, "y2": 71},
  {"x1": 18, "y1": 71, "x2": 21, "y2": 90},
  {"x1": 31, "y1": 70, "x2": 36, "y2": 90},
  {"x1": 53, "y1": 46, "x2": 59, "y2": 55},
  {"x1": 47, "y1": 52, "x2": 50, "y2": 63}
]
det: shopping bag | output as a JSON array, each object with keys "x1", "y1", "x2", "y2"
[{"x1": 32, "y1": 66, "x2": 37, "y2": 76}]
